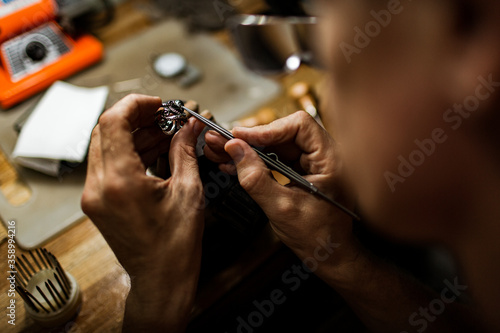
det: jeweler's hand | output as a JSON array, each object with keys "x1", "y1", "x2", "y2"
[
  {"x1": 205, "y1": 111, "x2": 360, "y2": 269},
  {"x1": 81, "y1": 94, "x2": 205, "y2": 332}
]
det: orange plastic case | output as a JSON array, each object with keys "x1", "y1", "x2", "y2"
[
  {"x1": 0, "y1": 0, "x2": 57, "y2": 43},
  {"x1": 0, "y1": 0, "x2": 103, "y2": 109}
]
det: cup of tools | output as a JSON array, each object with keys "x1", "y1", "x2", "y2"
[{"x1": 15, "y1": 248, "x2": 82, "y2": 328}]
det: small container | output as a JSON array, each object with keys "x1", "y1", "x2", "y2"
[{"x1": 15, "y1": 248, "x2": 82, "y2": 328}]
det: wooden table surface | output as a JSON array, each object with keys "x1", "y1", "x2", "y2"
[{"x1": 0, "y1": 1, "x2": 326, "y2": 332}]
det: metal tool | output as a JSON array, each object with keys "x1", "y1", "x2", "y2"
[
  {"x1": 13, "y1": 247, "x2": 82, "y2": 327},
  {"x1": 157, "y1": 100, "x2": 360, "y2": 220}
]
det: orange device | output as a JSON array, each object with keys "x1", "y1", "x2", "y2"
[{"x1": 0, "y1": 0, "x2": 103, "y2": 109}]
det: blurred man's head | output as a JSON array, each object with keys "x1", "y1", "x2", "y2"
[{"x1": 316, "y1": 0, "x2": 500, "y2": 241}]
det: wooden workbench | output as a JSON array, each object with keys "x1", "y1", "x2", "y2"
[{"x1": 0, "y1": 1, "x2": 343, "y2": 332}]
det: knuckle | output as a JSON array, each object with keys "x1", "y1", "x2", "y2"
[
  {"x1": 173, "y1": 177, "x2": 205, "y2": 208},
  {"x1": 259, "y1": 127, "x2": 274, "y2": 145},
  {"x1": 100, "y1": 93, "x2": 143, "y2": 125},
  {"x1": 238, "y1": 167, "x2": 268, "y2": 196},
  {"x1": 173, "y1": 171, "x2": 203, "y2": 194},
  {"x1": 90, "y1": 125, "x2": 100, "y2": 140},
  {"x1": 270, "y1": 192, "x2": 296, "y2": 215},
  {"x1": 101, "y1": 178, "x2": 129, "y2": 203},
  {"x1": 98, "y1": 111, "x2": 116, "y2": 127},
  {"x1": 274, "y1": 202, "x2": 293, "y2": 217},
  {"x1": 185, "y1": 177, "x2": 204, "y2": 196},
  {"x1": 81, "y1": 188, "x2": 102, "y2": 218},
  {"x1": 122, "y1": 93, "x2": 141, "y2": 106},
  {"x1": 294, "y1": 110, "x2": 313, "y2": 123}
]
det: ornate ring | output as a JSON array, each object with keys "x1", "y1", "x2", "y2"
[{"x1": 155, "y1": 100, "x2": 188, "y2": 135}]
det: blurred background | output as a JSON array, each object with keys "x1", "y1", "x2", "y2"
[{"x1": 0, "y1": 1, "x2": 458, "y2": 332}]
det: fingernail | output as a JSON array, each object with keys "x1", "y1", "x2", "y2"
[
  {"x1": 231, "y1": 126, "x2": 245, "y2": 136},
  {"x1": 207, "y1": 130, "x2": 219, "y2": 137},
  {"x1": 225, "y1": 143, "x2": 244, "y2": 163}
]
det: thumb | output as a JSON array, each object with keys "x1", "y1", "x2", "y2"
[
  {"x1": 225, "y1": 139, "x2": 288, "y2": 212},
  {"x1": 169, "y1": 117, "x2": 203, "y2": 180}
]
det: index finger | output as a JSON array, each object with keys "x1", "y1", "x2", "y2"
[
  {"x1": 106, "y1": 94, "x2": 162, "y2": 129},
  {"x1": 98, "y1": 94, "x2": 162, "y2": 175},
  {"x1": 232, "y1": 111, "x2": 330, "y2": 162}
]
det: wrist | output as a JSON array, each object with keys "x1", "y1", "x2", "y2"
[
  {"x1": 310, "y1": 237, "x2": 372, "y2": 291},
  {"x1": 123, "y1": 269, "x2": 198, "y2": 332}
]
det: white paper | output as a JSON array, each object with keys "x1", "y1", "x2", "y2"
[{"x1": 12, "y1": 81, "x2": 108, "y2": 176}]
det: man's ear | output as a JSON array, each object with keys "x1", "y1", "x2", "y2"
[{"x1": 445, "y1": 1, "x2": 500, "y2": 110}]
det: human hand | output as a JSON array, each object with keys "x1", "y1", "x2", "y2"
[
  {"x1": 81, "y1": 94, "x2": 205, "y2": 331},
  {"x1": 204, "y1": 111, "x2": 360, "y2": 269}
]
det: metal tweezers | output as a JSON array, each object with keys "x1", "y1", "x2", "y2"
[{"x1": 176, "y1": 102, "x2": 360, "y2": 221}]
